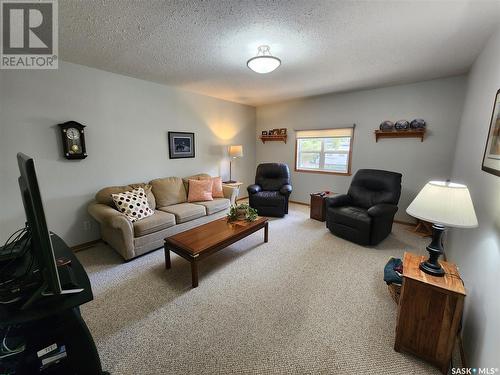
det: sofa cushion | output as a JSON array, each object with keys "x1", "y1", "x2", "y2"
[
  {"x1": 159, "y1": 203, "x2": 206, "y2": 224},
  {"x1": 194, "y1": 198, "x2": 230, "y2": 215},
  {"x1": 329, "y1": 206, "x2": 371, "y2": 231},
  {"x1": 188, "y1": 179, "x2": 213, "y2": 202},
  {"x1": 133, "y1": 210, "x2": 176, "y2": 237},
  {"x1": 150, "y1": 177, "x2": 187, "y2": 207},
  {"x1": 96, "y1": 185, "x2": 132, "y2": 207}
]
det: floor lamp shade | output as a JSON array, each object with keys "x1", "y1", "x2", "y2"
[
  {"x1": 406, "y1": 181, "x2": 478, "y2": 276},
  {"x1": 229, "y1": 145, "x2": 243, "y2": 158}
]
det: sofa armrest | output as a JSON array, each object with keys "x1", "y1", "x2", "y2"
[
  {"x1": 367, "y1": 204, "x2": 398, "y2": 217},
  {"x1": 88, "y1": 201, "x2": 136, "y2": 260},
  {"x1": 88, "y1": 201, "x2": 133, "y2": 235},
  {"x1": 325, "y1": 194, "x2": 351, "y2": 208},
  {"x1": 280, "y1": 184, "x2": 292, "y2": 195},
  {"x1": 222, "y1": 185, "x2": 238, "y2": 205},
  {"x1": 247, "y1": 184, "x2": 262, "y2": 195}
]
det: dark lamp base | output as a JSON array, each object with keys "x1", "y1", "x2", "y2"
[
  {"x1": 420, "y1": 223, "x2": 446, "y2": 277},
  {"x1": 223, "y1": 180, "x2": 237, "y2": 184},
  {"x1": 419, "y1": 261, "x2": 445, "y2": 276}
]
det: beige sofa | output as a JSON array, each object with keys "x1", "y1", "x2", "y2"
[{"x1": 88, "y1": 174, "x2": 238, "y2": 260}]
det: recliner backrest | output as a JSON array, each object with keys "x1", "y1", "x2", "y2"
[
  {"x1": 347, "y1": 169, "x2": 402, "y2": 208},
  {"x1": 255, "y1": 163, "x2": 290, "y2": 191}
]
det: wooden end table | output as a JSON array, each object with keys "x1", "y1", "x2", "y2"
[
  {"x1": 310, "y1": 192, "x2": 336, "y2": 221},
  {"x1": 164, "y1": 217, "x2": 268, "y2": 288},
  {"x1": 394, "y1": 252, "x2": 465, "y2": 374}
]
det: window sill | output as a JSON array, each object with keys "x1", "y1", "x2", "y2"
[{"x1": 295, "y1": 168, "x2": 351, "y2": 176}]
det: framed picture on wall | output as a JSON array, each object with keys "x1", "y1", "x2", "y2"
[
  {"x1": 482, "y1": 89, "x2": 500, "y2": 176},
  {"x1": 168, "y1": 132, "x2": 195, "y2": 159}
]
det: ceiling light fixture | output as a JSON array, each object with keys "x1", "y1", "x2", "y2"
[{"x1": 247, "y1": 45, "x2": 281, "y2": 74}]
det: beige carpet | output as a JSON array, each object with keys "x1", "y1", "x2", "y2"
[{"x1": 77, "y1": 203, "x2": 442, "y2": 374}]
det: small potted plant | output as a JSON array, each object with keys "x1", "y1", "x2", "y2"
[{"x1": 227, "y1": 203, "x2": 258, "y2": 222}]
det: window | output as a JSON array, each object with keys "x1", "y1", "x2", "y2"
[{"x1": 295, "y1": 127, "x2": 354, "y2": 175}]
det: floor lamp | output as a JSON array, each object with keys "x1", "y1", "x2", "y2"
[
  {"x1": 406, "y1": 180, "x2": 478, "y2": 276},
  {"x1": 226, "y1": 145, "x2": 243, "y2": 183}
]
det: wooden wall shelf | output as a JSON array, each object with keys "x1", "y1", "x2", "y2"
[
  {"x1": 374, "y1": 129, "x2": 426, "y2": 142},
  {"x1": 260, "y1": 135, "x2": 287, "y2": 144}
]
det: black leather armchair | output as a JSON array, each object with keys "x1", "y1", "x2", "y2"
[
  {"x1": 326, "y1": 169, "x2": 402, "y2": 246},
  {"x1": 248, "y1": 163, "x2": 292, "y2": 217}
]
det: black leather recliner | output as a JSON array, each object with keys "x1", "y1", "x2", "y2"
[
  {"x1": 247, "y1": 163, "x2": 292, "y2": 217},
  {"x1": 326, "y1": 169, "x2": 402, "y2": 246}
]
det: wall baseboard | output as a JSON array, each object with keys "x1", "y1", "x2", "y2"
[
  {"x1": 289, "y1": 200, "x2": 309, "y2": 206},
  {"x1": 236, "y1": 196, "x2": 249, "y2": 202},
  {"x1": 71, "y1": 239, "x2": 102, "y2": 252},
  {"x1": 394, "y1": 219, "x2": 416, "y2": 227}
]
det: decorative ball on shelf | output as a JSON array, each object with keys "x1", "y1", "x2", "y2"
[
  {"x1": 379, "y1": 120, "x2": 394, "y2": 131},
  {"x1": 394, "y1": 120, "x2": 410, "y2": 130},
  {"x1": 410, "y1": 118, "x2": 426, "y2": 130}
]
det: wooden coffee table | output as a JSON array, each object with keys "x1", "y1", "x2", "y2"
[{"x1": 164, "y1": 216, "x2": 268, "y2": 288}]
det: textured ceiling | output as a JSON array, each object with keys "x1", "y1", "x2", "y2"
[{"x1": 60, "y1": 0, "x2": 500, "y2": 106}]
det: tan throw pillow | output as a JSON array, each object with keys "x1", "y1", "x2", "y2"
[
  {"x1": 188, "y1": 179, "x2": 213, "y2": 202},
  {"x1": 150, "y1": 177, "x2": 187, "y2": 207},
  {"x1": 111, "y1": 188, "x2": 154, "y2": 222}
]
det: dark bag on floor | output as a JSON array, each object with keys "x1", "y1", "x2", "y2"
[{"x1": 384, "y1": 257, "x2": 403, "y2": 285}]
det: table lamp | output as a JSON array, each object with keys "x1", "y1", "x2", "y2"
[
  {"x1": 226, "y1": 145, "x2": 243, "y2": 183},
  {"x1": 406, "y1": 181, "x2": 478, "y2": 276}
]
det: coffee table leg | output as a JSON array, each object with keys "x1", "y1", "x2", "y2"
[
  {"x1": 191, "y1": 260, "x2": 199, "y2": 288},
  {"x1": 264, "y1": 222, "x2": 269, "y2": 243},
  {"x1": 164, "y1": 245, "x2": 171, "y2": 270}
]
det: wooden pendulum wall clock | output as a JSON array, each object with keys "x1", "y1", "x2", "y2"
[{"x1": 58, "y1": 121, "x2": 88, "y2": 160}]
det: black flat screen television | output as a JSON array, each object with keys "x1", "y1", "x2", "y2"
[{"x1": 17, "y1": 153, "x2": 82, "y2": 308}]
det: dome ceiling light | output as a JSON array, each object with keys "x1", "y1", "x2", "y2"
[{"x1": 247, "y1": 45, "x2": 281, "y2": 74}]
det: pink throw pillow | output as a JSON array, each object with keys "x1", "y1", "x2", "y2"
[
  {"x1": 188, "y1": 179, "x2": 213, "y2": 202},
  {"x1": 211, "y1": 177, "x2": 224, "y2": 198},
  {"x1": 199, "y1": 176, "x2": 225, "y2": 198}
]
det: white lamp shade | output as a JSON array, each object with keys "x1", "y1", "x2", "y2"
[
  {"x1": 406, "y1": 181, "x2": 478, "y2": 228},
  {"x1": 229, "y1": 145, "x2": 243, "y2": 158}
]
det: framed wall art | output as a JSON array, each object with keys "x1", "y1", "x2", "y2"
[
  {"x1": 168, "y1": 131, "x2": 195, "y2": 159},
  {"x1": 482, "y1": 89, "x2": 500, "y2": 176}
]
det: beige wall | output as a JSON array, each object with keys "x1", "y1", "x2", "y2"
[
  {"x1": 256, "y1": 76, "x2": 466, "y2": 222},
  {"x1": 0, "y1": 62, "x2": 256, "y2": 246},
  {"x1": 448, "y1": 26, "x2": 500, "y2": 368}
]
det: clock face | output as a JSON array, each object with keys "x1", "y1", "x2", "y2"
[
  {"x1": 66, "y1": 127, "x2": 80, "y2": 140},
  {"x1": 59, "y1": 121, "x2": 87, "y2": 159}
]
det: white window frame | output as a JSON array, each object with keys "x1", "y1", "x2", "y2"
[{"x1": 294, "y1": 127, "x2": 354, "y2": 175}]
